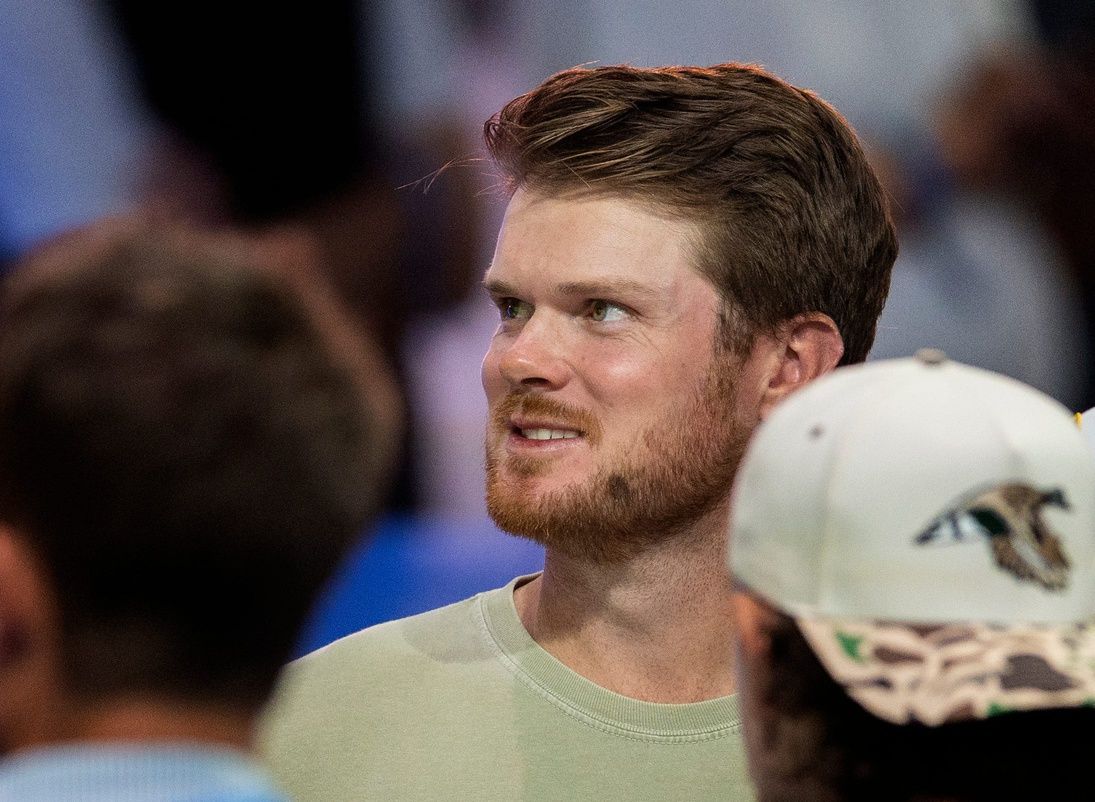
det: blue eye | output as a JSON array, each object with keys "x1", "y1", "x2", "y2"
[
  {"x1": 499, "y1": 298, "x2": 533, "y2": 321},
  {"x1": 589, "y1": 300, "x2": 626, "y2": 322}
]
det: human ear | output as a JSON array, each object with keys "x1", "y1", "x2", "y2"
[
  {"x1": 0, "y1": 531, "x2": 39, "y2": 667},
  {"x1": 0, "y1": 528, "x2": 59, "y2": 752},
  {"x1": 730, "y1": 590, "x2": 773, "y2": 661},
  {"x1": 759, "y1": 313, "x2": 843, "y2": 420},
  {"x1": 729, "y1": 590, "x2": 775, "y2": 732}
]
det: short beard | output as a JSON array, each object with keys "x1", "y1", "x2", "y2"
[{"x1": 485, "y1": 350, "x2": 750, "y2": 564}]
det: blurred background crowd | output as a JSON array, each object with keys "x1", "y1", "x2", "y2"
[{"x1": 2, "y1": 0, "x2": 1093, "y2": 649}]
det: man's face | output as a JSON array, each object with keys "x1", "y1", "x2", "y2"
[{"x1": 481, "y1": 188, "x2": 760, "y2": 562}]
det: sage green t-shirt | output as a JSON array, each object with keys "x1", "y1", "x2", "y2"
[{"x1": 260, "y1": 576, "x2": 756, "y2": 801}]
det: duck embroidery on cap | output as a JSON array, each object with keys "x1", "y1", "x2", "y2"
[{"x1": 914, "y1": 483, "x2": 1071, "y2": 591}]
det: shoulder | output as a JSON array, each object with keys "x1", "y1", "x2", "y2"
[
  {"x1": 281, "y1": 592, "x2": 494, "y2": 698},
  {"x1": 258, "y1": 587, "x2": 523, "y2": 793},
  {"x1": 259, "y1": 588, "x2": 510, "y2": 742}
]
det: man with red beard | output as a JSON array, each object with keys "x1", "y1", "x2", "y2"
[{"x1": 262, "y1": 63, "x2": 897, "y2": 801}]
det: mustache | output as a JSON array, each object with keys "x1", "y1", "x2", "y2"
[{"x1": 491, "y1": 393, "x2": 603, "y2": 445}]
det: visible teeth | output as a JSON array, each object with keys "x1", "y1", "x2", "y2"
[{"x1": 521, "y1": 428, "x2": 580, "y2": 440}]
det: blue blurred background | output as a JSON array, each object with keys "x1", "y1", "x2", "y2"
[
  {"x1": 3, "y1": 0, "x2": 1094, "y2": 650},
  {"x1": 294, "y1": 516, "x2": 542, "y2": 655}
]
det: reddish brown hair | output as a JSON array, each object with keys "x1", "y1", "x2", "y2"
[{"x1": 485, "y1": 63, "x2": 897, "y2": 364}]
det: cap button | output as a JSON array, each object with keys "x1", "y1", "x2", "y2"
[{"x1": 915, "y1": 348, "x2": 948, "y2": 366}]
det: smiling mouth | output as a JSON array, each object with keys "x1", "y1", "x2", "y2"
[
  {"x1": 516, "y1": 427, "x2": 582, "y2": 441},
  {"x1": 493, "y1": 393, "x2": 602, "y2": 447}
]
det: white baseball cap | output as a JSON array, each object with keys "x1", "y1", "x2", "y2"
[{"x1": 729, "y1": 350, "x2": 1095, "y2": 725}]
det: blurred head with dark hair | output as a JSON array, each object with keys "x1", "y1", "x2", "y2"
[{"x1": 0, "y1": 219, "x2": 397, "y2": 754}]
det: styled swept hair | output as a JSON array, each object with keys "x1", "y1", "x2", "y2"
[{"x1": 485, "y1": 63, "x2": 897, "y2": 364}]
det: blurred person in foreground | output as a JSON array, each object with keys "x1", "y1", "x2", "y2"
[
  {"x1": 0, "y1": 220, "x2": 398, "y2": 800},
  {"x1": 730, "y1": 350, "x2": 1095, "y2": 802},
  {"x1": 263, "y1": 62, "x2": 896, "y2": 801}
]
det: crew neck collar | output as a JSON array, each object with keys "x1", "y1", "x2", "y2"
[{"x1": 479, "y1": 575, "x2": 741, "y2": 742}]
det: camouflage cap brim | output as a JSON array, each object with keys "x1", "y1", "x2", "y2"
[{"x1": 797, "y1": 616, "x2": 1095, "y2": 726}]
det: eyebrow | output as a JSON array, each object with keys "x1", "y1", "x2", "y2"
[
  {"x1": 483, "y1": 278, "x2": 517, "y2": 297},
  {"x1": 483, "y1": 277, "x2": 662, "y2": 301},
  {"x1": 556, "y1": 279, "x2": 662, "y2": 300}
]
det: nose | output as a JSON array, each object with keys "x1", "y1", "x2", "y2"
[{"x1": 491, "y1": 315, "x2": 571, "y2": 391}]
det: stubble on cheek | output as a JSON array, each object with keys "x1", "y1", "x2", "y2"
[{"x1": 484, "y1": 348, "x2": 748, "y2": 563}]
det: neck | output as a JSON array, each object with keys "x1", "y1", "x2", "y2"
[
  {"x1": 514, "y1": 502, "x2": 736, "y2": 702},
  {"x1": 16, "y1": 696, "x2": 256, "y2": 755}
]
